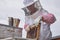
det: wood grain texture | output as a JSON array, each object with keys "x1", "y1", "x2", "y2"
[
  {"x1": 27, "y1": 23, "x2": 41, "y2": 40},
  {"x1": 0, "y1": 24, "x2": 22, "y2": 39}
]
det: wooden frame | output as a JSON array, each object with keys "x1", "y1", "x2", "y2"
[{"x1": 27, "y1": 23, "x2": 41, "y2": 40}]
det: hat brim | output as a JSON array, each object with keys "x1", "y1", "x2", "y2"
[{"x1": 22, "y1": 0, "x2": 37, "y2": 8}]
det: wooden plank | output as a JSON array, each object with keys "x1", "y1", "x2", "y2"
[{"x1": 0, "y1": 24, "x2": 22, "y2": 39}]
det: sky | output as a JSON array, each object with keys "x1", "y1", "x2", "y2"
[
  {"x1": 0, "y1": 0, "x2": 25, "y2": 28},
  {"x1": 40, "y1": 0, "x2": 60, "y2": 37},
  {"x1": 0, "y1": 0, "x2": 60, "y2": 38}
]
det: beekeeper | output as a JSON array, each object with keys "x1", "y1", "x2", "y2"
[{"x1": 22, "y1": 0, "x2": 56, "y2": 40}]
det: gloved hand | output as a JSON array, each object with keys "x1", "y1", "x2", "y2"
[
  {"x1": 42, "y1": 13, "x2": 56, "y2": 24},
  {"x1": 24, "y1": 24, "x2": 30, "y2": 32},
  {"x1": 24, "y1": 24, "x2": 36, "y2": 31}
]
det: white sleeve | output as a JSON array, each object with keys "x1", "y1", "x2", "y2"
[{"x1": 40, "y1": 21, "x2": 52, "y2": 40}]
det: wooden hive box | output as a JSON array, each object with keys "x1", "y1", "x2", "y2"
[
  {"x1": 52, "y1": 36, "x2": 60, "y2": 40},
  {"x1": 0, "y1": 24, "x2": 22, "y2": 39}
]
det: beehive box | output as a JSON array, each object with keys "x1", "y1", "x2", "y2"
[{"x1": 0, "y1": 24, "x2": 22, "y2": 39}]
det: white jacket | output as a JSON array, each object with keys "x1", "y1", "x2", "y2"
[{"x1": 25, "y1": 9, "x2": 52, "y2": 40}]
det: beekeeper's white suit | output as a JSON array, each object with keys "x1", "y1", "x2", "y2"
[
  {"x1": 22, "y1": 0, "x2": 56, "y2": 40},
  {"x1": 25, "y1": 9, "x2": 52, "y2": 40}
]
